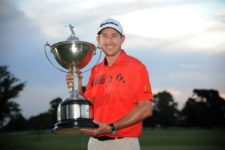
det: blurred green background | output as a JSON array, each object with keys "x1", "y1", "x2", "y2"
[{"x1": 1, "y1": 128, "x2": 224, "y2": 150}]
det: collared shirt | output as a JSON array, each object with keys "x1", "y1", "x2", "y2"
[{"x1": 85, "y1": 50, "x2": 153, "y2": 137}]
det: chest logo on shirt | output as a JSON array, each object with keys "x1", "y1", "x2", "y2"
[
  {"x1": 116, "y1": 74, "x2": 126, "y2": 83},
  {"x1": 92, "y1": 73, "x2": 126, "y2": 86}
]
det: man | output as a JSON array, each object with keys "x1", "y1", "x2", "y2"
[{"x1": 66, "y1": 18, "x2": 153, "y2": 150}]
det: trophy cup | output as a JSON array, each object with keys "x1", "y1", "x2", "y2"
[{"x1": 44, "y1": 25, "x2": 99, "y2": 134}]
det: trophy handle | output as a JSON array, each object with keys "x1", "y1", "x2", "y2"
[
  {"x1": 44, "y1": 42, "x2": 67, "y2": 73},
  {"x1": 81, "y1": 46, "x2": 102, "y2": 74}
]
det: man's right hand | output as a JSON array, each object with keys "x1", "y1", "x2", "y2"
[{"x1": 66, "y1": 72, "x2": 74, "y2": 89}]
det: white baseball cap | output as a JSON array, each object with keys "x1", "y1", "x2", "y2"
[{"x1": 97, "y1": 18, "x2": 123, "y2": 35}]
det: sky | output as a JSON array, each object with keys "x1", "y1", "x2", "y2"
[{"x1": 0, "y1": 0, "x2": 225, "y2": 118}]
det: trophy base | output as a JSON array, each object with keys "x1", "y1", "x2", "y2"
[{"x1": 52, "y1": 118, "x2": 98, "y2": 134}]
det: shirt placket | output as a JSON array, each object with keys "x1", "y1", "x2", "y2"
[{"x1": 102, "y1": 66, "x2": 114, "y2": 123}]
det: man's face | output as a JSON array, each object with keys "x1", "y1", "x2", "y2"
[{"x1": 97, "y1": 28, "x2": 125, "y2": 57}]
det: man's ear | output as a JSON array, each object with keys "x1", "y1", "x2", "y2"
[
  {"x1": 121, "y1": 35, "x2": 125, "y2": 44},
  {"x1": 96, "y1": 36, "x2": 101, "y2": 49},
  {"x1": 96, "y1": 35, "x2": 100, "y2": 43}
]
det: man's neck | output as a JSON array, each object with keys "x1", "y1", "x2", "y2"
[{"x1": 105, "y1": 50, "x2": 122, "y2": 66}]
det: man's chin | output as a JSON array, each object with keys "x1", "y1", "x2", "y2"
[{"x1": 103, "y1": 50, "x2": 114, "y2": 56}]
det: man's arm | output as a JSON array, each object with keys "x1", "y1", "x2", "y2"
[
  {"x1": 113, "y1": 100, "x2": 152, "y2": 130},
  {"x1": 80, "y1": 100, "x2": 152, "y2": 136}
]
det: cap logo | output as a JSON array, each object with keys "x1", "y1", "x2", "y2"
[{"x1": 100, "y1": 22, "x2": 118, "y2": 27}]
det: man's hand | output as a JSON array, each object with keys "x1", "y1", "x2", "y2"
[
  {"x1": 66, "y1": 72, "x2": 74, "y2": 89},
  {"x1": 66, "y1": 72, "x2": 83, "y2": 94},
  {"x1": 80, "y1": 120, "x2": 112, "y2": 137}
]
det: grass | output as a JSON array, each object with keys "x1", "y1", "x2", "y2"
[
  {"x1": 0, "y1": 128, "x2": 224, "y2": 150},
  {"x1": 140, "y1": 128, "x2": 225, "y2": 150}
]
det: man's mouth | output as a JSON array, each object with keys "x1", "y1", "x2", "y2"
[{"x1": 105, "y1": 46, "x2": 113, "y2": 50}]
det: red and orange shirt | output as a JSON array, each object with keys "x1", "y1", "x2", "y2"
[{"x1": 85, "y1": 50, "x2": 153, "y2": 137}]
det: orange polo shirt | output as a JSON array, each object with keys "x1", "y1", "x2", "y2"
[{"x1": 84, "y1": 50, "x2": 153, "y2": 137}]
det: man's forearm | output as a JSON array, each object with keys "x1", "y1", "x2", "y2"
[{"x1": 113, "y1": 100, "x2": 152, "y2": 130}]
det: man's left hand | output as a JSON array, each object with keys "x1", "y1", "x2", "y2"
[{"x1": 80, "y1": 120, "x2": 111, "y2": 137}]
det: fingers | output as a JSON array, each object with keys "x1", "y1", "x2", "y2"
[
  {"x1": 66, "y1": 72, "x2": 84, "y2": 91},
  {"x1": 80, "y1": 120, "x2": 111, "y2": 136},
  {"x1": 66, "y1": 72, "x2": 74, "y2": 89},
  {"x1": 80, "y1": 128, "x2": 97, "y2": 136}
]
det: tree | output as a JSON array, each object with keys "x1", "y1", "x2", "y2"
[
  {"x1": 180, "y1": 98, "x2": 208, "y2": 127},
  {"x1": 153, "y1": 91, "x2": 179, "y2": 128},
  {"x1": 181, "y1": 89, "x2": 225, "y2": 128},
  {"x1": 25, "y1": 97, "x2": 62, "y2": 130},
  {"x1": 0, "y1": 65, "x2": 25, "y2": 128},
  {"x1": 4, "y1": 113, "x2": 28, "y2": 131},
  {"x1": 28, "y1": 112, "x2": 53, "y2": 130},
  {"x1": 48, "y1": 97, "x2": 62, "y2": 124}
]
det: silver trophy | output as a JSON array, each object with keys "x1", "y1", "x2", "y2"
[{"x1": 44, "y1": 25, "x2": 99, "y2": 134}]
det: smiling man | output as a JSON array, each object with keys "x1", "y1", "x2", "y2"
[{"x1": 66, "y1": 18, "x2": 153, "y2": 150}]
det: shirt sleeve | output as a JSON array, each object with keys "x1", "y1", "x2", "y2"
[
  {"x1": 132, "y1": 64, "x2": 153, "y2": 103},
  {"x1": 84, "y1": 70, "x2": 94, "y2": 100}
]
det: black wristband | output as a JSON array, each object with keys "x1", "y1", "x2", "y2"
[{"x1": 109, "y1": 123, "x2": 116, "y2": 134}]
